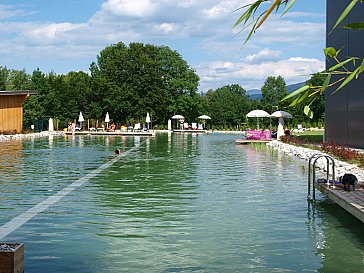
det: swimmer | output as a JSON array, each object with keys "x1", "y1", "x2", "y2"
[{"x1": 115, "y1": 149, "x2": 121, "y2": 155}]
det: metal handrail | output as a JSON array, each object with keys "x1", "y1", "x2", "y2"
[{"x1": 307, "y1": 154, "x2": 335, "y2": 201}]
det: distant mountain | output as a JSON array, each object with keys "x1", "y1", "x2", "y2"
[
  {"x1": 247, "y1": 81, "x2": 305, "y2": 100},
  {"x1": 287, "y1": 82, "x2": 305, "y2": 93},
  {"x1": 249, "y1": 93, "x2": 263, "y2": 100},
  {"x1": 246, "y1": 89, "x2": 261, "y2": 95}
]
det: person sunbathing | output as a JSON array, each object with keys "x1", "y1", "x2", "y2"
[{"x1": 108, "y1": 123, "x2": 116, "y2": 132}]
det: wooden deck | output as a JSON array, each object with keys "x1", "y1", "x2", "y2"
[
  {"x1": 315, "y1": 182, "x2": 364, "y2": 223},
  {"x1": 235, "y1": 139, "x2": 271, "y2": 144},
  {"x1": 65, "y1": 130, "x2": 155, "y2": 137}
]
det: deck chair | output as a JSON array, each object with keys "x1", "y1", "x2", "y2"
[
  {"x1": 192, "y1": 123, "x2": 197, "y2": 130},
  {"x1": 134, "y1": 123, "x2": 141, "y2": 131}
]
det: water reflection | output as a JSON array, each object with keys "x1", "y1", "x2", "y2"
[
  {"x1": 307, "y1": 199, "x2": 364, "y2": 272},
  {"x1": 0, "y1": 141, "x2": 24, "y2": 182},
  {"x1": 2, "y1": 134, "x2": 364, "y2": 272}
]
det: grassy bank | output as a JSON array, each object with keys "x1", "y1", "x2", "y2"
[{"x1": 292, "y1": 130, "x2": 324, "y2": 143}]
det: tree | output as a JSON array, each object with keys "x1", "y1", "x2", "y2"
[
  {"x1": 6, "y1": 69, "x2": 29, "y2": 90},
  {"x1": 92, "y1": 42, "x2": 200, "y2": 125},
  {"x1": 288, "y1": 73, "x2": 325, "y2": 126},
  {"x1": 203, "y1": 84, "x2": 250, "y2": 128},
  {"x1": 233, "y1": 0, "x2": 364, "y2": 118},
  {"x1": 0, "y1": 66, "x2": 9, "y2": 90},
  {"x1": 261, "y1": 76, "x2": 288, "y2": 111}
]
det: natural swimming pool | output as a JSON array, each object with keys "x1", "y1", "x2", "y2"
[{"x1": 1, "y1": 133, "x2": 364, "y2": 272}]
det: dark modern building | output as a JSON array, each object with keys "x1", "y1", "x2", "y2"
[{"x1": 325, "y1": 1, "x2": 364, "y2": 148}]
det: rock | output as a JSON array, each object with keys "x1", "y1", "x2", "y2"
[{"x1": 267, "y1": 140, "x2": 364, "y2": 182}]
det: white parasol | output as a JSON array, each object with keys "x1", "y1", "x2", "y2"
[
  {"x1": 270, "y1": 110, "x2": 292, "y2": 140},
  {"x1": 171, "y1": 114, "x2": 185, "y2": 119},
  {"x1": 198, "y1": 114, "x2": 211, "y2": 120},
  {"x1": 270, "y1": 110, "x2": 292, "y2": 119},
  {"x1": 146, "y1": 112, "x2": 151, "y2": 130},
  {"x1": 198, "y1": 114, "x2": 211, "y2": 129},
  {"x1": 78, "y1": 112, "x2": 84, "y2": 130},
  {"x1": 105, "y1": 112, "x2": 110, "y2": 129},
  {"x1": 78, "y1": 111, "x2": 84, "y2": 122},
  {"x1": 171, "y1": 114, "x2": 184, "y2": 130},
  {"x1": 246, "y1": 109, "x2": 270, "y2": 129},
  {"x1": 246, "y1": 109, "x2": 270, "y2": 118}
]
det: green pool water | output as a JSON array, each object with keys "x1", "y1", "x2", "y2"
[{"x1": 0, "y1": 133, "x2": 364, "y2": 272}]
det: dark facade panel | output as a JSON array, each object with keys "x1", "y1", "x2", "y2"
[
  {"x1": 325, "y1": 0, "x2": 364, "y2": 148},
  {"x1": 348, "y1": 111, "x2": 364, "y2": 147},
  {"x1": 325, "y1": 111, "x2": 347, "y2": 145}
]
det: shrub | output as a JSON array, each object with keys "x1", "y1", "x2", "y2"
[{"x1": 321, "y1": 142, "x2": 364, "y2": 167}]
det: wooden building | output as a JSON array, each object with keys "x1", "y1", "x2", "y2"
[{"x1": 0, "y1": 90, "x2": 37, "y2": 133}]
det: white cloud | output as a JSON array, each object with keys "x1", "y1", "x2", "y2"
[
  {"x1": 21, "y1": 23, "x2": 85, "y2": 44},
  {"x1": 196, "y1": 57, "x2": 324, "y2": 91},
  {"x1": 101, "y1": 0, "x2": 158, "y2": 17},
  {"x1": 0, "y1": 4, "x2": 35, "y2": 19},
  {"x1": 245, "y1": 48, "x2": 282, "y2": 63},
  {"x1": 159, "y1": 23, "x2": 177, "y2": 33},
  {"x1": 0, "y1": 0, "x2": 326, "y2": 90}
]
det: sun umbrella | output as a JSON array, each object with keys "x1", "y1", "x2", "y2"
[
  {"x1": 198, "y1": 114, "x2": 211, "y2": 120},
  {"x1": 246, "y1": 109, "x2": 270, "y2": 129},
  {"x1": 48, "y1": 118, "x2": 54, "y2": 132},
  {"x1": 105, "y1": 112, "x2": 110, "y2": 129},
  {"x1": 198, "y1": 114, "x2": 211, "y2": 129},
  {"x1": 146, "y1": 112, "x2": 151, "y2": 123},
  {"x1": 171, "y1": 115, "x2": 184, "y2": 130},
  {"x1": 78, "y1": 111, "x2": 84, "y2": 122},
  {"x1": 78, "y1": 112, "x2": 84, "y2": 130},
  {"x1": 270, "y1": 110, "x2": 292, "y2": 140},
  {"x1": 246, "y1": 109, "x2": 270, "y2": 118},
  {"x1": 270, "y1": 110, "x2": 292, "y2": 119},
  {"x1": 146, "y1": 112, "x2": 151, "y2": 130},
  {"x1": 171, "y1": 114, "x2": 185, "y2": 119}
]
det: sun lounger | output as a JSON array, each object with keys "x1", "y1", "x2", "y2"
[{"x1": 245, "y1": 130, "x2": 271, "y2": 140}]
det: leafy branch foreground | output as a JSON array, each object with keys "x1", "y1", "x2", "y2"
[
  {"x1": 280, "y1": 135, "x2": 364, "y2": 167},
  {"x1": 234, "y1": 0, "x2": 364, "y2": 118}
]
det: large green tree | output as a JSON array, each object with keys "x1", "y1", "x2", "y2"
[
  {"x1": 203, "y1": 84, "x2": 250, "y2": 128},
  {"x1": 92, "y1": 42, "x2": 199, "y2": 126},
  {"x1": 260, "y1": 76, "x2": 288, "y2": 111}
]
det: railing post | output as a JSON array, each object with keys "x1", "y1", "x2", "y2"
[{"x1": 0, "y1": 243, "x2": 24, "y2": 273}]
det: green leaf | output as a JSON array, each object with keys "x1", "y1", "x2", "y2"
[
  {"x1": 332, "y1": 0, "x2": 359, "y2": 31},
  {"x1": 281, "y1": 0, "x2": 296, "y2": 16},
  {"x1": 328, "y1": 57, "x2": 354, "y2": 71},
  {"x1": 343, "y1": 22, "x2": 364, "y2": 29},
  {"x1": 323, "y1": 47, "x2": 337, "y2": 58},
  {"x1": 304, "y1": 105, "x2": 314, "y2": 119},
  {"x1": 359, "y1": 60, "x2": 364, "y2": 74},
  {"x1": 282, "y1": 84, "x2": 309, "y2": 101},
  {"x1": 289, "y1": 90, "x2": 309, "y2": 107},
  {"x1": 320, "y1": 74, "x2": 332, "y2": 94},
  {"x1": 334, "y1": 66, "x2": 361, "y2": 93},
  {"x1": 233, "y1": 1, "x2": 263, "y2": 29},
  {"x1": 244, "y1": 18, "x2": 260, "y2": 44}
]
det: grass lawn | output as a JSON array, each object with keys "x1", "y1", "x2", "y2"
[{"x1": 292, "y1": 130, "x2": 324, "y2": 143}]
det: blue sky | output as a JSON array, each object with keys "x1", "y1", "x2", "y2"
[{"x1": 0, "y1": 0, "x2": 326, "y2": 91}]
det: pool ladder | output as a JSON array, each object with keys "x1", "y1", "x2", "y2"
[{"x1": 307, "y1": 154, "x2": 335, "y2": 202}]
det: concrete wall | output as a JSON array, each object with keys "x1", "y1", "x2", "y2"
[{"x1": 325, "y1": 0, "x2": 364, "y2": 148}]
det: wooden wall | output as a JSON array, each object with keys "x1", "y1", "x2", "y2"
[{"x1": 0, "y1": 94, "x2": 28, "y2": 133}]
